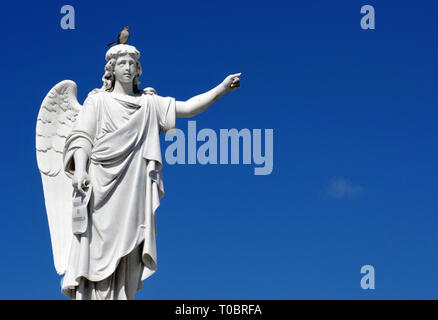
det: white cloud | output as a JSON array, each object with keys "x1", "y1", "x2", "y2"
[{"x1": 326, "y1": 177, "x2": 363, "y2": 199}]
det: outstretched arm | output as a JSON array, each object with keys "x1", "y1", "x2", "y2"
[{"x1": 175, "y1": 73, "x2": 241, "y2": 118}]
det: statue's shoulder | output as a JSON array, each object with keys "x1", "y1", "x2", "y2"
[
  {"x1": 87, "y1": 89, "x2": 111, "y2": 102},
  {"x1": 87, "y1": 89, "x2": 105, "y2": 98},
  {"x1": 81, "y1": 89, "x2": 106, "y2": 108}
]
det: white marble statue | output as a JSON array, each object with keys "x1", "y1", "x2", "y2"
[{"x1": 36, "y1": 44, "x2": 241, "y2": 300}]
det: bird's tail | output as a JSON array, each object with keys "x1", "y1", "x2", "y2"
[{"x1": 107, "y1": 41, "x2": 117, "y2": 47}]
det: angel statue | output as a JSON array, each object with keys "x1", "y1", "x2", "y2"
[{"x1": 36, "y1": 43, "x2": 241, "y2": 300}]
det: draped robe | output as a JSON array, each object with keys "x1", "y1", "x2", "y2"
[{"x1": 61, "y1": 91, "x2": 176, "y2": 299}]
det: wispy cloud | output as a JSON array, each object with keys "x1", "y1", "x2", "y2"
[{"x1": 325, "y1": 177, "x2": 363, "y2": 199}]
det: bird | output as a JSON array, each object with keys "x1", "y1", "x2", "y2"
[{"x1": 107, "y1": 27, "x2": 130, "y2": 47}]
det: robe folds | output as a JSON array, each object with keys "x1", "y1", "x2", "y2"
[{"x1": 61, "y1": 91, "x2": 176, "y2": 299}]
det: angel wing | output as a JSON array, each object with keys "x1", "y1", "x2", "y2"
[{"x1": 36, "y1": 80, "x2": 82, "y2": 275}]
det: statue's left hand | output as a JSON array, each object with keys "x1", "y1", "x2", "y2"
[{"x1": 222, "y1": 73, "x2": 241, "y2": 93}]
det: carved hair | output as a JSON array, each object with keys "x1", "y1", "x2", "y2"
[{"x1": 96, "y1": 44, "x2": 143, "y2": 93}]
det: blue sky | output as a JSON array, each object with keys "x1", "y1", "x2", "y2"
[{"x1": 1, "y1": 0, "x2": 438, "y2": 299}]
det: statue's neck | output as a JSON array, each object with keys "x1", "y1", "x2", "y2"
[{"x1": 113, "y1": 80, "x2": 134, "y2": 96}]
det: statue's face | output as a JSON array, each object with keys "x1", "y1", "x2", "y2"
[{"x1": 114, "y1": 54, "x2": 137, "y2": 84}]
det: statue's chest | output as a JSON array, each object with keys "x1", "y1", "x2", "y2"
[{"x1": 97, "y1": 98, "x2": 146, "y2": 137}]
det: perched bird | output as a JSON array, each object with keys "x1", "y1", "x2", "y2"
[{"x1": 107, "y1": 27, "x2": 130, "y2": 47}]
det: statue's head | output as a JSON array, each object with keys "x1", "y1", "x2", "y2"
[{"x1": 101, "y1": 44, "x2": 142, "y2": 93}]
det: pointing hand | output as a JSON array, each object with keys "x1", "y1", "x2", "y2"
[{"x1": 221, "y1": 73, "x2": 242, "y2": 93}]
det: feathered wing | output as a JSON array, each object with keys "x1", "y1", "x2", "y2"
[{"x1": 36, "y1": 80, "x2": 81, "y2": 275}]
